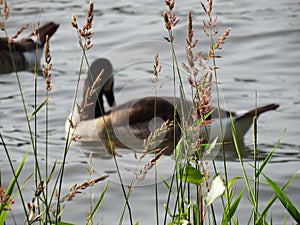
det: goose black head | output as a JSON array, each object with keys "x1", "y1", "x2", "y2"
[{"x1": 82, "y1": 58, "x2": 115, "y2": 119}]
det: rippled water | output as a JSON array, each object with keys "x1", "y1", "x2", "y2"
[{"x1": 1, "y1": 0, "x2": 300, "y2": 224}]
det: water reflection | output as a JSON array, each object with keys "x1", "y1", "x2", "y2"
[{"x1": 72, "y1": 136, "x2": 300, "y2": 165}]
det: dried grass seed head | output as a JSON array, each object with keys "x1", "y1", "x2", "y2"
[
  {"x1": 165, "y1": 0, "x2": 175, "y2": 10},
  {"x1": 71, "y1": 1, "x2": 94, "y2": 50},
  {"x1": 44, "y1": 35, "x2": 51, "y2": 64},
  {"x1": 162, "y1": 11, "x2": 171, "y2": 30},
  {"x1": 136, "y1": 147, "x2": 168, "y2": 181},
  {"x1": 85, "y1": 0, "x2": 94, "y2": 30},
  {"x1": 60, "y1": 175, "x2": 108, "y2": 203},
  {"x1": 214, "y1": 28, "x2": 231, "y2": 50},
  {"x1": 162, "y1": 0, "x2": 179, "y2": 32},
  {"x1": 187, "y1": 10, "x2": 193, "y2": 44},
  {"x1": 78, "y1": 69, "x2": 104, "y2": 120},
  {"x1": 71, "y1": 15, "x2": 78, "y2": 29},
  {"x1": 2, "y1": 0, "x2": 9, "y2": 20},
  {"x1": 42, "y1": 35, "x2": 53, "y2": 91},
  {"x1": 8, "y1": 23, "x2": 29, "y2": 42},
  {"x1": 153, "y1": 53, "x2": 161, "y2": 80}
]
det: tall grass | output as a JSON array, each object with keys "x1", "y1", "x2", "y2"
[
  {"x1": 0, "y1": 0, "x2": 299, "y2": 224},
  {"x1": 159, "y1": 0, "x2": 299, "y2": 224},
  {"x1": 0, "y1": 1, "x2": 109, "y2": 224}
]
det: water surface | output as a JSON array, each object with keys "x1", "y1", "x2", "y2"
[{"x1": 1, "y1": 0, "x2": 300, "y2": 224}]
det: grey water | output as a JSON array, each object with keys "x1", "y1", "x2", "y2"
[{"x1": 1, "y1": 0, "x2": 300, "y2": 224}]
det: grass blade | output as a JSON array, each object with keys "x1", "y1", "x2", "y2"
[
  {"x1": 257, "y1": 170, "x2": 300, "y2": 223},
  {"x1": 0, "y1": 150, "x2": 28, "y2": 223},
  {"x1": 221, "y1": 187, "x2": 245, "y2": 225},
  {"x1": 262, "y1": 172, "x2": 300, "y2": 224},
  {"x1": 87, "y1": 181, "x2": 109, "y2": 224},
  {"x1": 230, "y1": 114, "x2": 256, "y2": 207},
  {"x1": 28, "y1": 98, "x2": 49, "y2": 121},
  {"x1": 255, "y1": 129, "x2": 286, "y2": 177}
]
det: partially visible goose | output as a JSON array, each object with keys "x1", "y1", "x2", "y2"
[
  {"x1": 66, "y1": 58, "x2": 279, "y2": 154},
  {"x1": 0, "y1": 22, "x2": 59, "y2": 74}
]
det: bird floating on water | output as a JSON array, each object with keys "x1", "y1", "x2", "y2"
[
  {"x1": 0, "y1": 22, "x2": 59, "y2": 74},
  {"x1": 66, "y1": 58, "x2": 279, "y2": 155}
]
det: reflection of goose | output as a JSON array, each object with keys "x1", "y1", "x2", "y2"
[
  {"x1": 65, "y1": 58, "x2": 279, "y2": 154},
  {"x1": 0, "y1": 22, "x2": 59, "y2": 74}
]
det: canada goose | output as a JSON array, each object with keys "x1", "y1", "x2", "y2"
[
  {"x1": 0, "y1": 22, "x2": 59, "y2": 74},
  {"x1": 66, "y1": 58, "x2": 279, "y2": 155}
]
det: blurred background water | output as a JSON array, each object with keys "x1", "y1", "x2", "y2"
[{"x1": 0, "y1": 0, "x2": 299, "y2": 224}]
